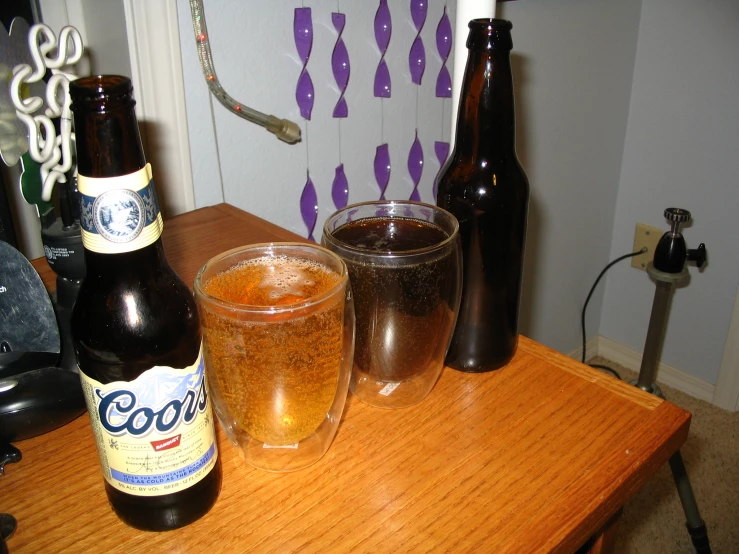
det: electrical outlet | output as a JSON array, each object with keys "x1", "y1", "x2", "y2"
[{"x1": 631, "y1": 222, "x2": 664, "y2": 270}]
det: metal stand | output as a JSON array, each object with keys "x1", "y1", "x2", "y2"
[{"x1": 633, "y1": 208, "x2": 710, "y2": 554}]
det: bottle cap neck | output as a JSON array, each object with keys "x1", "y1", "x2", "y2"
[
  {"x1": 70, "y1": 75, "x2": 136, "y2": 113},
  {"x1": 453, "y1": 20, "x2": 517, "y2": 158},
  {"x1": 466, "y1": 19, "x2": 513, "y2": 52},
  {"x1": 70, "y1": 75, "x2": 146, "y2": 178}
]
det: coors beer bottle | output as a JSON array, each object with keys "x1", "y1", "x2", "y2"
[
  {"x1": 436, "y1": 19, "x2": 530, "y2": 372},
  {"x1": 70, "y1": 75, "x2": 221, "y2": 531}
]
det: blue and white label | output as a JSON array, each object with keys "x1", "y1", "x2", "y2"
[
  {"x1": 110, "y1": 443, "x2": 216, "y2": 486},
  {"x1": 91, "y1": 189, "x2": 146, "y2": 243},
  {"x1": 77, "y1": 164, "x2": 164, "y2": 254},
  {"x1": 79, "y1": 348, "x2": 219, "y2": 497}
]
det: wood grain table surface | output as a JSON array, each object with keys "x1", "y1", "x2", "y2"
[{"x1": 4, "y1": 203, "x2": 691, "y2": 553}]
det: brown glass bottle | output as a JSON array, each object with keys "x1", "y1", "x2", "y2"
[
  {"x1": 436, "y1": 19, "x2": 529, "y2": 372},
  {"x1": 69, "y1": 76, "x2": 221, "y2": 531}
]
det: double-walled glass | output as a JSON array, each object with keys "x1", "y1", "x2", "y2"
[
  {"x1": 322, "y1": 201, "x2": 462, "y2": 409},
  {"x1": 194, "y1": 243, "x2": 354, "y2": 472}
]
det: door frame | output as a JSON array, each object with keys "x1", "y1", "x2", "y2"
[
  {"x1": 713, "y1": 286, "x2": 739, "y2": 411},
  {"x1": 39, "y1": 0, "x2": 195, "y2": 218}
]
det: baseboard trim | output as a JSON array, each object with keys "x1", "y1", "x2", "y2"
[
  {"x1": 568, "y1": 337, "x2": 600, "y2": 366},
  {"x1": 569, "y1": 335, "x2": 716, "y2": 404}
]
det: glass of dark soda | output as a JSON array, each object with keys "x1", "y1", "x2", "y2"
[{"x1": 322, "y1": 201, "x2": 462, "y2": 408}]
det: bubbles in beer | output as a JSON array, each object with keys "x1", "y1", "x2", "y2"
[
  {"x1": 203, "y1": 255, "x2": 340, "y2": 307},
  {"x1": 332, "y1": 217, "x2": 457, "y2": 383},
  {"x1": 200, "y1": 255, "x2": 345, "y2": 445}
]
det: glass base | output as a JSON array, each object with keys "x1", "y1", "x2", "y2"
[
  {"x1": 350, "y1": 365, "x2": 443, "y2": 409},
  {"x1": 215, "y1": 407, "x2": 342, "y2": 473}
]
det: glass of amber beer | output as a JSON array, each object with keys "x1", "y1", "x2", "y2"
[
  {"x1": 322, "y1": 201, "x2": 462, "y2": 409},
  {"x1": 194, "y1": 243, "x2": 354, "y2": 472}
]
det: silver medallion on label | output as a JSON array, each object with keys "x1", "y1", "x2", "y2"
[{"x1": 93, "y1": 189, "x2": 145, "y2": 243}]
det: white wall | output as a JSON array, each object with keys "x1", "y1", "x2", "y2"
[
  {"x1": 33, "y1": 0, "x2": 725, "y2": 391},
  {"x1": 176, "y1": 0, "x2": 454, "y2": 238},
  {"x1": 177, "y1": 0, "x2": 643, "y2": 359},
  {"x1": 496, "y1": 0, "x2": 642, "y2": 350},
  {"x1": 8, "y1": 0, "x2": 134, "y2": 260},
  {"x1": 32, "y1": 0, "x2": 732, "y2": 387},
  {"x1": 38, "y1": 0, "x2": 132, "y2": 79},
  {"x1": 600, "y1": 0, "x2": 739, "y2": 385}
]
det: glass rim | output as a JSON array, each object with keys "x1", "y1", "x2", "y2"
[
  {"x1": 193, "y1": 242, "x2": 349, "y2": 314},
  {"x1": 322, "y1": 200, "x2": 459, "y2": 258}
]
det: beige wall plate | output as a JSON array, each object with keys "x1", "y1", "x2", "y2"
[{"x1": 632, "y1": 222, "x2": 664, "y2": 270}]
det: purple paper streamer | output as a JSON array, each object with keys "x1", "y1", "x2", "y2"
[
  {"x1": 432, "y1": 140, "x2": 450, "y2": 200},
  {"x1": 375, "y1": 206, "x2": 392, "y2": 218},
  {"x1": 408, "y1": 131, "x2": 423, "y2": 201},
  {"x1": 374, "y1": 0, "x2": 392, "y2": 97},
  {"x1": 331, "y1": 12, "x2": 350, "y2": 118},
  {"x1": 435, "y1": 6, "x2": 452, "y2": 98},
  {"x1": 294, "y1": 8, "x2": 314, "y2": 120},
  {"x1": 300, "y1": 171, "x2": 318, "y2": 242},
  {"x1": 332, "y1": 164, "x2": 349, "y2": 209},
  {"x1": 374, "y1": 143, "x2": 391, "y2": 200},
  {"x1": 409, "y1": 0, "x2": 427, "y2": 85},
  {"x1": 346, "y1": 208, "x2": 359, "y2": 223},
  {"x1": 419, "y1": 206, "x2": 433, "y2": 221}
]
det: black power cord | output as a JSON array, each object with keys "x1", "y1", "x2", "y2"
[{"x1": 580, "y1": 248, "x2": 646, "y2": 379}]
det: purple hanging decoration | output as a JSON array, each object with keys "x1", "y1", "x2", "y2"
[
  {"x1": 346, "y1": 208, "x2": 359, "y2": 223},
  {"x1": 373, "y1": 1, "x2": 391, "y2": 199},
  {"x1": 332, "y1": 164, "x2": 349, "y2": 209},
  {"x1": 406, "y1": 2, "x2": 426, "y2": 201},
  {"x1": 300, "y1": 171, "x2": 318, "y2": 242},
  {"x1": 432, "y1": 140, "x2": 451, "y2": 200},
  {"x1": 409, "y1": 0, "x2": 427, "y2": 85},
  {"x1": 294, "y1": 8, "x2": 314, "y2": 120},
  {"x1": 331, "y1": 12, "x2": 350, "y2": 117},
  {"x1": 375, "y1": 205, "x2": 392, "y2": 219},
  {"x1": 295, "y1": 9, "x2": 317, "y2": 240},
  {"x1": 435, "y1": 5, "x2": 452, "y2": 98},
  {"x1": 374, "y1": 144, "x2": 391, "y2": 200},
  {"x1": 408, "y1": 131, "x2": 423, "y2": 201},
  {"x1": 433, "y1": 8, "x2": 452, "y2": 202},
  {"x1": 374, "y1": 0, "x2": 392, "y2": 97},
  {"x1": 331, "y1": 13, "x2": 350, "y2": 208}
]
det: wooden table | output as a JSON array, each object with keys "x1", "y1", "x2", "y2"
[{"x1": 4, "y1": 204, "x2": 690, "y2": 553}]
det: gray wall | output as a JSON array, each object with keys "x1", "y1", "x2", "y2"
[
  {"x1": 176, "y1": 0, "x2": 641, "y2": 356},
  {"x1": 176, "y1": 0, "x2": 737, "y2": 385},
  {"x1": 496, "y1": 0, "x2": 641, "y2": 350},
  {"x1": 600, "y1": 0, "x2": 739, "y2": 385},
  {"x1": 176, "y1": 0, "x2": 454, "y2": 232}
]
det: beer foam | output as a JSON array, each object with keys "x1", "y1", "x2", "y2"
[
  {"x1": 239, "y1": 255, "x2": 332, "y2": 302},
  {"x1": 204, "y1": 254, "x2": 340, "y2": 307},
  {"x1": 261, "y1": 264, "x2": 313, "y2": 299}
]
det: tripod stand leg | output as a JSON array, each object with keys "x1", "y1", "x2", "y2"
[
  {"x1": 637, "y1": 264, "x2": 712, "y2": 552},
  {"x1": 636, "y1": 280, "x2": 672, "y2": 393},
  {"x1": 668, "y1": 451, "x2": 711, "y2": 553}
]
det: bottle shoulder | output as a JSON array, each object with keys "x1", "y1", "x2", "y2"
[
  {"x1": 72, "y1": 253, "x2": 201, "y2": 381},
  {"x1": 74, "y1": 259, "x2": 197, "y2": 326},
  {"x1": 437, "y1": 156, "x2": 529, "y2": 200}
]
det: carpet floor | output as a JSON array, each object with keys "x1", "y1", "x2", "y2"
[{"x1": 587, "y1": 356, "x2": 739, "y2": 554}]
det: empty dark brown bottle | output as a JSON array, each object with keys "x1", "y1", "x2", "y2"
[
  {"x1": 70, "y1": 75, "x2": 221, "y2": 531},
  {"x1": 436, "y1": 19, "x2": 529, "y2": 372}
]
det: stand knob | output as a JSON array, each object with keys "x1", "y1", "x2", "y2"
[
  {"x1": 654, "y1": 208, "x2": 707, "y2": 274},
  {"x1": 688, "y1": 243, "x2": 707, "y2": 269},
  {"x1": 664, "y1": 208, "x2": 691, "y2": 223}
]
